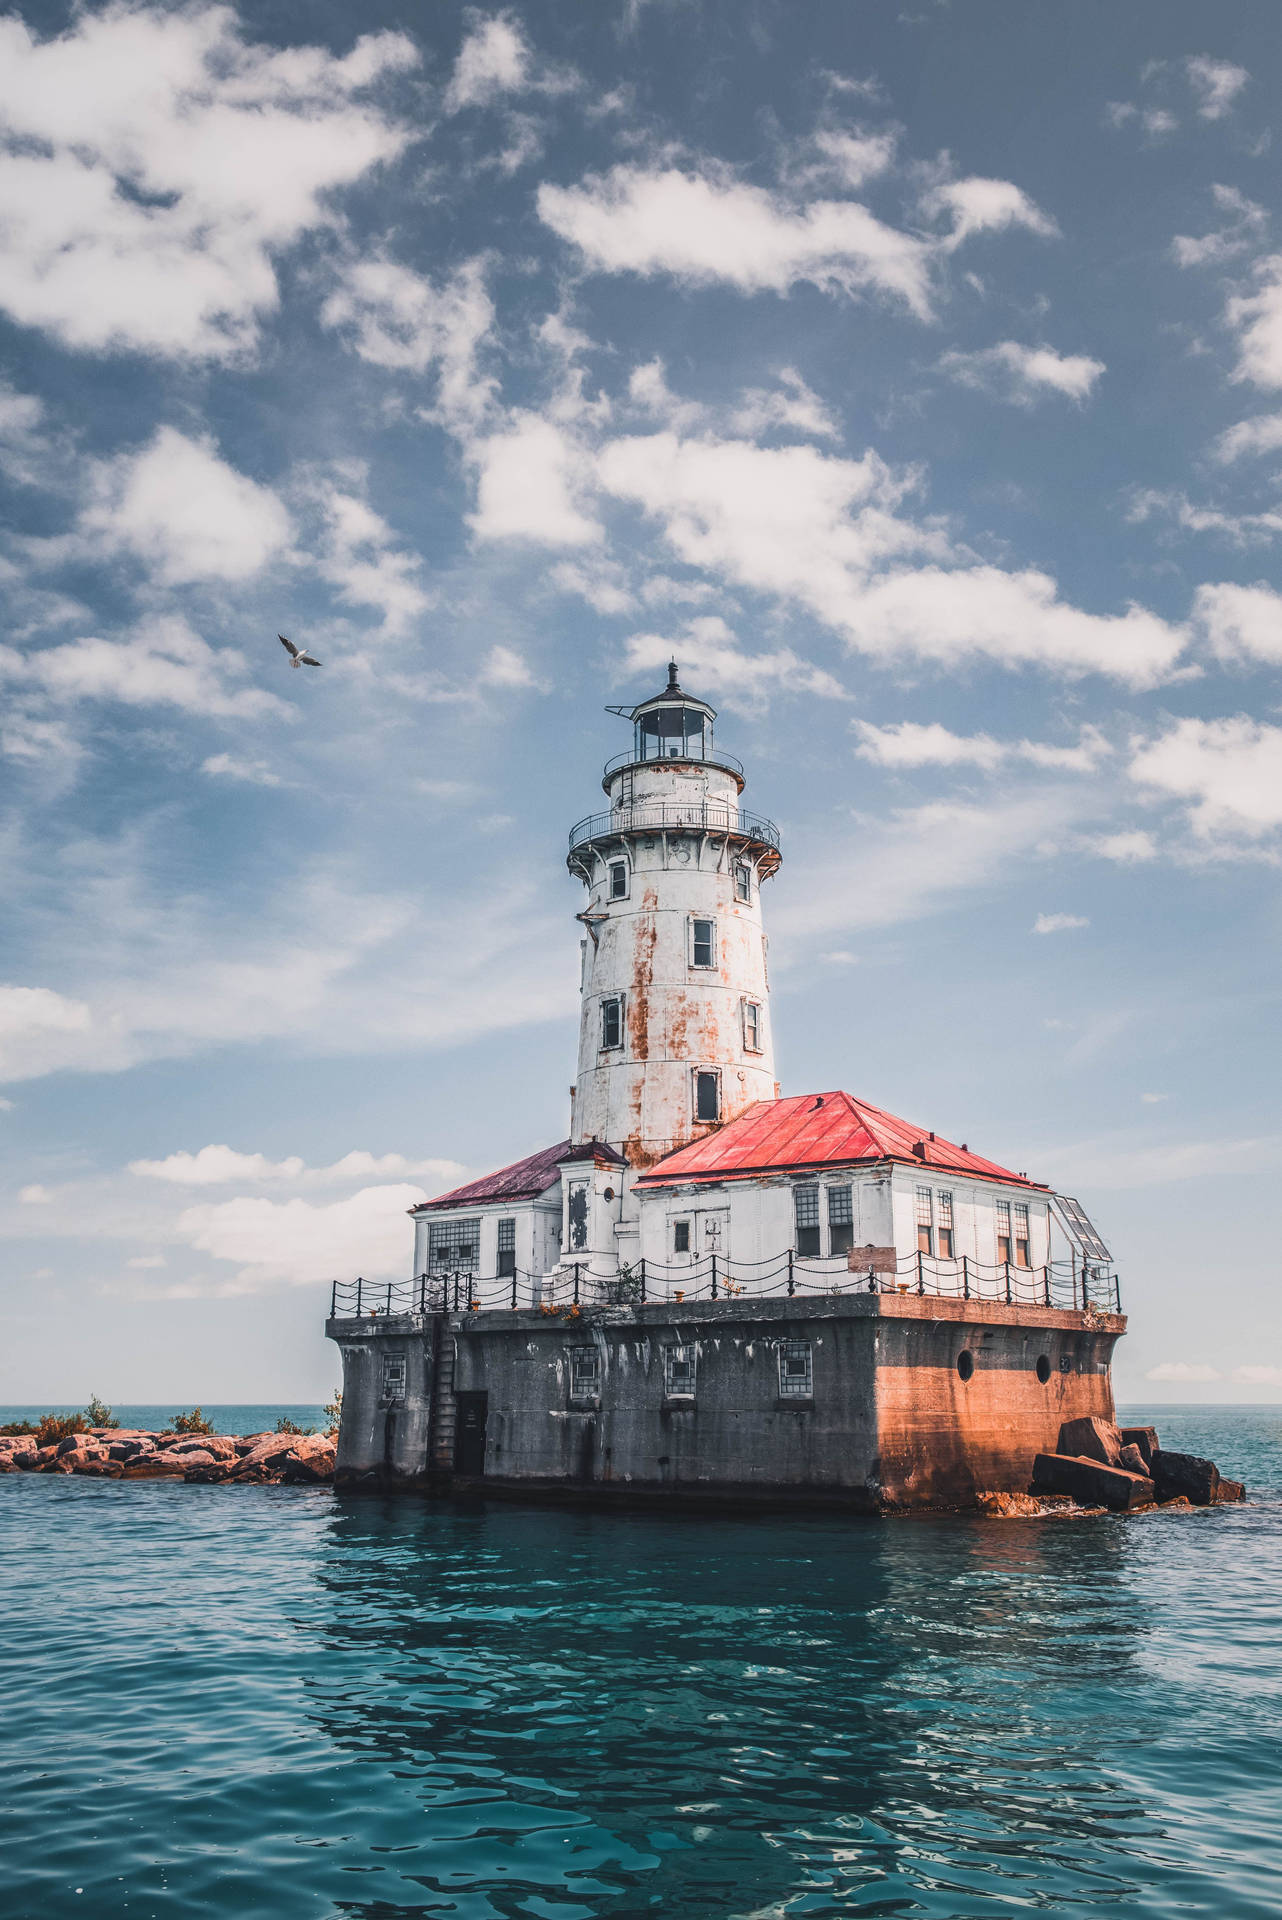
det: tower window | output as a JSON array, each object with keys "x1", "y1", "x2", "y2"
[
  {"x1": 827, "y1": 1184, "x2": 854, "y2": 1255},
  {"x1": 1014, "y1": 1202, "x2": 1031, "y2": 1268},
  {"x1": 996, "y1": 1199, "x2": 1012, "y2": 1265},
  {"x1": 381, "y1": 1354, "x2": 406, "y2": 1402},
  {"x1": 673, "y1": 1218, "x2": 691, "y2": 1254},
  {"x1": 567, "y1": 1182, "x2": 588, "y2": 1252},
  {"x1": 915, "y1": 1186, "x2": 934, "y2": 1257},
  {"x1": 429, "y1": 1217, "x2": 479, "y2": 1268},
  {"x1": 734, "y1": 863, "x2": 751, "y2": 903},
  {"x1": 794, "y1": 1183, "x2": 820, "y2": 1256},
  {"x1": 691, "y1": 918, "x2": 715, "y2": 968},
  {"x1": 568, "y1": 1345, "x2": 600, "y2": 1400},
  {"x1": 778, "y1": 1340, "x2": 813, "y2": 1399},
  {"x1": 694, "y1": 1071, "x2": 720, "y2": 1123},
  {"x1": 665, "y1": 1346, "x2": 696, "y2": 1396},
  {"x1": 497, "y1": 1218, "x2": 516, "y2": 1278},
  {"x1": 937, "y1": 1190, "x2": 954, "y2": 1261},
  {"x1": 609, "y1": 861, "x2": 628, "y2": 900},
  {"x1": 743, "y1": 1000, "x2": 762, "y2": 1051},
  {"x1": 600, "y1": 995, "x2": 623, "y2": 1050}
]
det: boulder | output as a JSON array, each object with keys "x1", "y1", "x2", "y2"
[
  {"x1": 1119, "y1": 1426, "x2": 1160, "y2": 1467},
  {"x1": 1032, "y1": 1452, "x2": 1156, "y2": 1512},
  {"x1": 1217, "y1": 1478, "x2": 1246, "y2": 1503},
  {"x1": 235, "y1": 1433, "x2": 274, "y2": 1455},
  {"x1": 167, "y1": 1435, "x2": 237, "y2": 1460},
  {"x1": 1150, "y1": 1450, "x2": 1220, "y2": 1506},
  {"x1": 280, "y1": 1440, "x2": 336, "y2": 1485},
  {"x1": 108, "y1": 1438, "x2": 155, "y2": 1461},
  {"x1": 183, "y1": 1461, "x2": 238, "y2": 1483},
  {"x1": 977, "y1": 1491, "x2": 1043, "y2": 1518},
  {"x1": 1056, "y1": 1416, "x2": 1123, "y2": 1466},
  {"x1": 56, "y1": 1434, "x2": 105, "y2": 1460},
  {"x1": 11, "y1": 1448, "x2": 39, "y2": 1470},
  {"x1": 1117, "y1": 1443, "x2": 1149, "y2": 1475},
  {"x1": 120, "y1": 1455, "x2": 187, "y2": 1479}
]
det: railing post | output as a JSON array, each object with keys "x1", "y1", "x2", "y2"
[
  {"x1": 1043, "y1": 1265, "x2": 1050, "y2": 1307},
  {"x1": 330, "y1": 1279, "x2": 336, "y2": 1317},
  {"x1": 356, "y1": 1275, "x2": 363, "y2": 1316},
  {"x1": 917, "y1": 1249, "x2": 925, "y2": 1296},
  {"x1": 640, "y1": 1257, "x2": 646, "y2": 1303},
  {"x1": 1114, "y1": 1273, "x2": 1121, "y2": 1313},
  {"x1": 1005, "y1": 1260, "x2": 1012, "y2": 1305},
  {"x1": 511, "y1": 1266, "x2": 518, "y2": 1311},
  {"x1": 711, "y1": 1251, "x2": 718, "y2": 1299},
  {"x1": 962, "y1": 1256, "x2": 970, "y2": 1302},
  {"x1": 787, "y1": 1249, "x2": 795, "y2": 1297},
  {"x1": 573, "y1": 1264, "x2": 580, "y2": 1306},
  {"x1": 452, "y1": 1271, "x2": 459, "y2": 1312},
  {"x1": 386, "y1": 1282, "x2": 393, "y2": 1316}
]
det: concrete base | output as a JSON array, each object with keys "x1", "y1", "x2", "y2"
[{"x1": 329, "y1": 1292, "x2": 1124, "y2": 1511}]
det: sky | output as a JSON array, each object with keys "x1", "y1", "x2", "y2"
[{"x1": 2, "y1": 0, "x2": 1281, "y2": 1406}]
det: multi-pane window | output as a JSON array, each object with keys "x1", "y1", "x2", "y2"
[
  {"x1": 496, "y1": 1217, "x2": 516, "y2": 1278},
  {"x1": 429, "y1": 1217, "x2": 479, "y2": 1268},
  {"x1": 381, "y1": 1355, "x2": 406, "y2": 1401},
  {"x1": 609, "y1": 861, "x2": 628, "y2": 900},
  {"x1": 568, "y1": 1346, "x2": 600, "y2": 1399},
  {"x1": 695, "y1": 1071, "x2": 720, "y2": 1123},
  {"x1": 915, "y1": 1186, "x2": 934, "y2": 1256},
  {"x1": 827, "y1": 1184, "x2": 854, "y2": 1255},
  {"x1": 665, "y1": 1346, "x2": 696, "y2": 1396},
  {"x1": 743, "y1": 1000, "x2": 762, "y2": 1051},
  {"x1": 794, "y1": 1184, "x2": 820, "y2": 1256},
  {"x1": 691, "y1": 918, "x2": 715, "y2": 968},
  {"x1": 673, "y1": 1218, "x2": 691, "y2": 1254},
  {"x1": 937, "y1": 1191, "x2": 954, "y2": 1261},
  {"x1": 600, "y1": 995, "x2": 623, "y2": 1049},
  {"x1": 734, "y1": 863, "x2": 751, "y2": 903},
  {"x1": 567, "y1": 1182, "x2": 588, "y2": 1251},
  {"x1": 996, "y1": 1199, "x2": 1012, "y2": 1266},
  {"x1": 778, "y1": 1340, "x2": 813, "y2": 1398},
  {"x1": 1014, "y1": 1202, "x2": 1031, "y2": 1268}
]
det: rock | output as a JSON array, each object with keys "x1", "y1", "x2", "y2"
[
  {"x1": 167, "y1": 1435, "x2": 237, "y2": 1460},
  {"x1": 108, "y1": 1438, "x2": 155, "y2": 1461},
  {"x1": 120, "y1": 1456, "x2": 188, "y2": 1479},
  {"x1": 1150, "y1": 1449, "x2": 1220, "y2": 1506},
  {"x1": 1117, "y1": 1443, "x2": 1149, "y2": 1475},
  {"x1": 11, "y1": 1448, "x2": 39, "y2": 1470},
  {"x1": 56, "y1": 1434, "x2": 104, "y2": 1460},
  {"x1": 1056, "y1": 1416, "x2": 1123, "y2": 1466},
  {"x1": 1119, "y1": 1425, "x2": 1160, "y2": 1467},
  {"x1": 977, "y1": 1491, "x2": 1044, "y2": 1518},
  {"x1": 1032, "y1": 1452, "x2": 1156, "y2": 1512},
  {"x1": 281, "y1": 1441, "x2": 336, "y2": 1485},
  {"x1": 183, "y1": 1462, "x2": 238, "y2": 1483},
  {"x1": 1217, "y1": 1478, "x2": 1246, "y2": 1503},
  {"x1": 235, "y1": 1433, "x2": 273, "y2": 1456}
]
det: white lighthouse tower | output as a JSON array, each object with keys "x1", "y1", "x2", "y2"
[{"x1": 566, "y1": 663, "x2": 782, "y2": 1168}]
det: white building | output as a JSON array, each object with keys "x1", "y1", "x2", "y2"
[{"x1": 410, "y1": 667, "x2": 1104, "y2": 1310}]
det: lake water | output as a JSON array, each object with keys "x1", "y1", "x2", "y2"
[{"x1": 1, "y1": 1404, "x2": 1278, "y2": 1919}]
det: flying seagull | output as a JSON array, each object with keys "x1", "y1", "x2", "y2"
[{"x1": 278, "y1": 633, "x2": 322, "y2": 669}]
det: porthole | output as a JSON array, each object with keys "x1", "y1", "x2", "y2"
[
  {"x1": 957, "y1": 1349, "x2": 975, "y2": 1382},
  {"x1": 1035, "y1": 1354, "x2": 1051, "y2": 1384}
]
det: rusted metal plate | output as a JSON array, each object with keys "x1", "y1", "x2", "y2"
[{"x1": 848, "y1": 1245, "x2": 899, "y2": 1273}]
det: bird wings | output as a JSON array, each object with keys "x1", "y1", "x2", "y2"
[
  {"x1": 278, "y1": 633, "x2": 299, "y2": 658},
  {"x1": 278, "y1": 633, "x2": 323, "y2": 667},
  {"x1": 298, "y1": 652, "x2": 322, "y2": 667}
]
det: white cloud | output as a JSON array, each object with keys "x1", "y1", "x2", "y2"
[
  {"x1": 1, "y1": 618, "x2": 286, "y2": 722},
  {"x1": 310, "y1": 473, "x2": 429, "y2": 634},
  {"x1": 0, "y1": 7, "x2": 417, "y2": 359},
  {"x1": 624, "y1": 617, "x2": 846, "y2": 708},
  {"x1": 1106, "y1": 102, "x2": 1178, "y2": 139},
  {"x1": 130, "y1": 1144, "x2": 464, "y2": 1187},
  {"x1": 320, "y1": 256, "x2": 496, "y2": 426},
  {"x1": 1140, "y1": 1092, "x2": 1169, "y2": 1104},
  {"x1": 201, "y1": 753, "x2": 283, "y2": 788},
  {"x1": 1032, "y1": 912, "x2": 1089, "y2": 934},
  {"x1": 853, "y1": 719, "x2": 1108, "y2": 773},
  {"x1": 798, "y1": 127, "x2": 898, "y2": 191},
  {"x1": 1086, "y1": 830, "x2": 1158, "y2": 864},
  {"x1": 127, "y1": 1254, "x2": 167, "y2": 1269},
  {"x1": 1233, "y1": 1364, "x2": 1282, "y2": 1387},
  {"x1": 74, "y1": 428, "x2": 293, "y2": 585},
  {"x1": 1185, "y1": 55, "x2": 1249, "y2": 121},
  {"x1": 731, "y1": 369, "x2": 840, "y2": 440},
  {"x1": 1128, "y1": 489, "x2": 1282, "y2": 546},
  {"x1": 1226, "y1": 256, "x2": 1282, "y2": 389},
  {"x1": 470, "y1": 412, "x2": 601, "y2": 546},
  {"x1": 445, "y1": 14, "x2": 532, "y2": 111},
  {"x1": 176, "y1": 1183, "x2": 426, "y2": 1288},
  {"x1": 1171, "y1": 184, "x2": 1266, "y2": 269},
  {"x1": 1193, "y1": 581, "x2": 1282, "y2": 665},
  {"x1": 0, "y1": 985, "x2": 92, "y2": 1081},
  {"x1": 538, "y1": 165, "x2": 935, "y2": 317},
  {"x1": 1145, "y1": 1361, "x2": 1222, "y2": 1383},
  {"x1": 1213, "y1": 412, "x2": 1282, "y2": 463},
  {"x1": 927, "y1": 176, "x2": 1058, "y2": 250},
  {"x1": 1129, "y1": 715, "x2": 1282, "y2": 839},
  {"x1": 479, "y1": 644, "x2": 540, "y2": 689},
  {"x1": 18, "y1": 1184, "x2": 53, "y2": 1204},
  {"x1": 547, "y1": 558, "x2": 635, "y2": 615},
  {"x1": 940, "y1": 341, "x2": 1104, "y2": 405}
]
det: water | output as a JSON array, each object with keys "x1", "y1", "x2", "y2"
[
  {"x1": 0, "y1": 1405, "x2": 331, "y2": 1435},
  {"x1": 0, "y1": 1405, "x2": 1278, "y2": 1919}
]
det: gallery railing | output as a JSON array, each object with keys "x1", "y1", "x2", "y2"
[
  {"x1": 329, "y1": 1251, "x2": 1121, "y2": 1320},
  {"x1": 568, "y1": 802, "x2": 780, "y2": 855}
]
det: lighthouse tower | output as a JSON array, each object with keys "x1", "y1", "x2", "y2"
[{"x1": 566, "y1": 663, "x2": 782, "y2": 1168}]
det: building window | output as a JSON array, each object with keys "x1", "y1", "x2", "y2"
[
  {"x1": 794, "y1": 1183, "x2": 820, "y2": 1256},
  {"x1": 691, "y1": 918, "x2": 715, "y2": 968},
  {"x1": 1014, "y1": 1202, "x2": 1031, "y2": 1268},
  {"x1": 496, "y1": 1217, "x2": 516, "y2": 1278},
  {"x1": 778, "y1": 1340, "x2": 813, "y2": 1399},
  {"x1": 673, "y1": 1218, "x2": 691, "y2": 1254},
  {"x1": 827, "y1": 1184, "x2": 854, "y2": 1255},
  {"x1": 996, "y1": 1199, "x2": 1012, "y2": 1265},
  {"x1": 734, "y1": 863, "x2": 751, "y2": 903},
  {"x1": 567, "y1": 1182, "x2": 588, "y2": 1252},
  {"x1": 429, "y1": 1217, "x2": 479, "y2": 1268},
  {"x1": 609, "y1": 860, "x2": 628, "y2": 900},
  {"x1": 937, "y1": 1190, "x2": 954, "y2": 1261},
  {"x1": 743, "y1": 1000, "x2": 762, "y2": 1052},
  {"x1": 665, "y1": 1346, "x2": 696, "y2": 1396},
  {"x1": 694, "y1": 1071, "x2": 720, "y2": 1123},
  {"x1": 381, "y1": 1355, "x2": 406, "y2": 1401},
  {"x1": 600, "y1": 995, "x2": 623, "y2": 1050},
  {"x1": 568, "y1": 1346, "x2": 599, "y2": 1400},
  {"x1": 915, "y1": 1186, "x2": 934, "y2": 1257}
]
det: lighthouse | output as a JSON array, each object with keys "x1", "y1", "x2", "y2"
[{"x1": 566, "y1": 662, "x2": 782, "y2": 1167}]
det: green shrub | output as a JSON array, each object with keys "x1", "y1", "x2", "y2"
[
  {"x1": 170, "y1": 1407, "x2": 216, "y2": 1435},
  {"x1": 85, "y1": 1394, "x2": 120, "y2": 1429},
  {"x1": 0, "y1": 1420, "x2": 37, "y2": 1436},
  {"x1": 273, "y1": 1416, "x2": 314, "y2": 1435},
  {"x1": 35, "y1": 1411, "x2": 87, "y2": 1447},
  {"x1": 323, "y1": 1389, "x2": 342, "y2": 1434}
]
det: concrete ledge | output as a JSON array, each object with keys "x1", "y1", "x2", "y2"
[{"x1": 445, "y1": 1295, "x2": 1125, "y2": 1336}]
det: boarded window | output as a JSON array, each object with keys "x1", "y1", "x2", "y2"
[
  {"x1": 568, "y1": 1345, "x2": 600, "y2": 1399},
  {"x1": 996, "y1": 1198, "x2": 1012, "y2": 1266},
  {"x1": 600, "y1": 995, "x2": 623, "y2": 1049},
  {"x1": 937, "y1": 1190, "x2": 954, "y2": 1261},
  {"x1": 743, "y1": 1000, "x2": 762, "y2": 1051},
  {"x1": 695, "y1": 1071, "x2": 720, "y2": 1123},
  {"x1": 381, "y1": 1354, "x2": 406, "y2": 1401},
  {"x1": 827, "y1": 1184, "x2": 854, "y2": 1255},
  {"x1": 794, "y1": 1184, "x2": 820, "y2": 1256},
  {"x1": 609, "y1": 861, "x2": 628, "y2": 900},
  {"x1": 567, "y1": 1182, "x2": 589, "y2": 1251},
  {"x1": 665, "y1": 1346, "x2": 696, "y2": 1396},
  {"x1": 734, "y1": 863, "x2": 751, "y2": 903},
  {"x1": 915, "y1": 1186, "x2": 934, "y2": 1257},
  {"x1": 429, "y1": 1217, "x2": 479, "y2": 1268},
  {"x1": 673, "y1": 1218, "x2": 691, "y2": 1254},
  {"x1": 1014, "y1": 1202, "x2": 1031, "y2": 1268},
  {"x1": 497, "y1": 1217, "x2": 516, "y2": 1278},
  {"x1": 778, "y1": 1340, "x2": 813, "y2": 1398},
  {"x1": 691, "y1": 918, "x2": 715, "y2": 967}
]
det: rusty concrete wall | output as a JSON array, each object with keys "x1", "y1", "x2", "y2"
[{"x1": 331, "y1": 1315, "x2": 434, "y2": 1482}]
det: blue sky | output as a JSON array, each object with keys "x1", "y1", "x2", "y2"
[{"x1": 3, "y1": 0, "x2": 1280, "y2": 1404}]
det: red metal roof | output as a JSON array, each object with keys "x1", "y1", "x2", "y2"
[
  {"x1": 634, "y1": 1091, "x2": 1043, "y2": 1191},
  {"x1": 413, "y1": 1138, "x2": 625, "y2": 1213}
]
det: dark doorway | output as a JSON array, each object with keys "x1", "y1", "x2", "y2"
[{"x1": 453, "y1": 1393, "x2": 488, "y2": 1476}]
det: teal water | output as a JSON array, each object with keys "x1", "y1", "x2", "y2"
[
  {"x1": 1, "y1": 1404, "x2": 1278, "y2": 1919},
  {"x1": 0, "y1": 1405, "x2": 331, "y2": 1434}
]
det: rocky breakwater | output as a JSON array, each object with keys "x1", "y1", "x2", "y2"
[
  {"x1": 0, "y1": 1428, "x2": 336, "y2": 1486},
  {"x1": 1031, "y1": 1415, "x2": 1246, "y2": 1514}
]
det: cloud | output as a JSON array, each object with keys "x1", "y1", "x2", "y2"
[
  {"x1": 479, "y1": 643, "x2": 540, "y2": 689},
  {"x1": 18, "y1": 1184, "x2": 53, "y2": 1205},
  {"x1": 1145, "y1": 1361, "x2": 1222, "y2": 1383},
  {"x1": 1185, "y1": 55, "x2": 1248, "y2": 121},
  {"x1": 537, "y1": 165, "x2": 935, "y2": 317},
  {"x1": 1032, "y1": 912, "x2": 1089, "y2": 934},
  {"x1": 798, "y1": 127, "x2": 898, "y2": 192},
  {"x1": 1226, "y1": 257, "x2": 1282, "y2": 389},
  {"x1": 1129, "y1": 715, "x2": 1282, "y2": 840},
  {"x1": 927, "y1": 176, "x2": 1058, "y2": 250},
  {"x1": 1128, "y1": 489, "x2": 1282, "y2": 546},
  {"x1": 309, "y1": 471, "x2": 429, "y2": 634},
  {"x1": 73, "y1": 428, "x2": 293, "y2": 586},
  {"x1": 1140, "y1": 1092, "x2": 1168, "y2": 1104},
  {"x1": 443, "y1": 11, "x2": 576, "y2": 114},
  {"x1": 624, "y1": 616, "x2": 847, "y2": 708},
  {"x1": 0, "y1": 618, "x2": 287, "y2": 722},
  {"x1": 0, "y1": 6, "x2": 417, "y2": 359},
  {"x1": 201, "y1": 753, "x2": 283, "y2": 787},
  {"x1": 0, "y1": 985, "x2": 92, "y2": 1080},
  {"x1": 175, "y1": 1183, "x2": 426, "y2": 1288},
  {"x1": 853, "y1": 719, "x2": 1108, "y2": 773},
  {"x1": 129, "y1": 1144, "x2": 464, "y2": 1187},
  {"x1": 1213, "y1": 412, "x2": 1282, "y2": 464},
  {"x1": 320, "y1": 255, "x2": 496, "y2": 425},
  {"x1": 940, "y1": 341, "x2": 1104, "y2": 405},
  {"x1": 1086, "y1": 830, "x2": 1158, "y2": 864},
  {"x1": 1171, "y1": 184, "x2": 1266, "y2": 269},
  {"x1": 1105, "y1": 102, "x2": 1178, "y2": 140},
  {"x1": 1193, "y1": 581, "x2": 1282, "y2": 665},
  {"x1": 470, "y1": 412, "x2": 601, "y2": 546},
  {"x1": 1233, "y1": 1364, "x2": 1282, "y2": 1387},
  {"x1": 127, "y1": 1254, "x2": 167, "y2": 1270}
]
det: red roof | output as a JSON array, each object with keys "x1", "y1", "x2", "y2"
[
  {"x1": 634, "y1": 1092, "x2": 1043, "y2": 1191},
  {"x1": 413, "y1": 1138, "x2": 625, "y2": 1213}
]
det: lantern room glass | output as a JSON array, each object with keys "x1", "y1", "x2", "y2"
[{"x1": 635, "y1": 704, "x2": 708, "y2": 762}]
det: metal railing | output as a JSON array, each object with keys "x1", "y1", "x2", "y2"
[
  {"x1": 603, "y1": 748, "x2": 745, "y2": 782},
  {"x1": 568, "y1": 802, "x2": 781, "y2": 855},
  {"x1": 330, "y1": 1252, "x2": 1121, "y2": 1320}
]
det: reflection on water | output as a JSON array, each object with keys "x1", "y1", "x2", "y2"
[{"x1": 0, "y1": 1406, "x2": 1279, "y2": 1919}]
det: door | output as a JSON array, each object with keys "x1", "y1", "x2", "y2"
[
  {"x1": 453, "y1": 1392, "x2": 488, "y2": 1476},
  {"x1": 696, "y1": 1207, "x2": 730, "y2": 1284}
]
